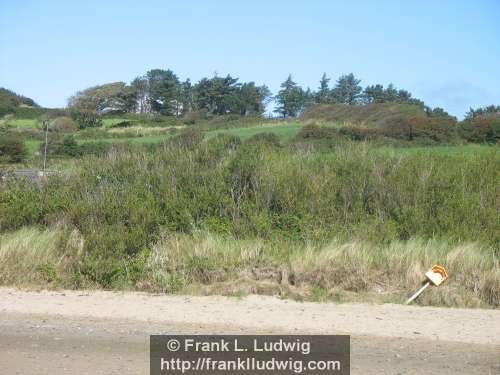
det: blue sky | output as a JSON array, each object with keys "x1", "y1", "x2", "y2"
[{"x1": 1, "y1": 0, "x2": 499, "y2": 118}]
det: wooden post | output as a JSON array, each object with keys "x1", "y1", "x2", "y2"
[
  {"x1": 43, "y1": 120, "x2": 49, "y2": 174},
  {"x1": 406, "y1": 281, "x2": 430, "y2": 305}
]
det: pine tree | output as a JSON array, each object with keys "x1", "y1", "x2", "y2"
[
  {"x1": 331, "y1": 73, "x2": 362, "y2": 104},
  {"x1": 274, "y1": 74, "x2": 305, "y2": 118},
  {"x1": 316, "y1": 73, "x2": 331, "y2": 104}
]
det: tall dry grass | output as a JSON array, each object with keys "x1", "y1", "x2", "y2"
[
  {"x1": 141, "y1": 231, "x2": 500, "y2": 307},
  {"x1": 288, "y1": 238, "x2": 499, "y2": 307},
  {"x1": 0, "y1": 227, "x2": 497, "y2": 307},
  {"x1": 0, "y1": 226, "x2": 84, "y2": 286},
  {"x1": 0, "y1": 227, "x2": 60, "y2": 284}
]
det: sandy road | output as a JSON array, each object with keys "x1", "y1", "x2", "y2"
[{"x1": 0, "y1": 288, "x2": 498, "y2": 374}]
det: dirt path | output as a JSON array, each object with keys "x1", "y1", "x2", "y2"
[{"x1": 0, "y1": 288, "x2": 499, "y2": 374}]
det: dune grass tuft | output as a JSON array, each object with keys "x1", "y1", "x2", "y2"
[{"x1": 3, "y1": 227, "x2": 496, "y2": 307}]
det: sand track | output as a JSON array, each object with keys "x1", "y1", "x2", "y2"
[{"x1": 0, "y1": 288, "x2": 498, "y2": 374}]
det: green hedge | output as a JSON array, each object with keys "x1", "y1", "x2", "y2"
[{"x1": 1, "y1": 138, "x2": 498, "y2": 286}]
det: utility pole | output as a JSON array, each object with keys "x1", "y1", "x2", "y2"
[{"x1": 43, "y1": 120, "x2": 49, "y2": 175}]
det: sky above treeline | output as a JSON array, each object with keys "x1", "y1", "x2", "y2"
[{"x1": 1, "y1": 0, "x2": 499, "y2": 118}]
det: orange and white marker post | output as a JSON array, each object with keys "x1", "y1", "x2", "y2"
[{"x1": 406, "y1": 265, "x2": 448, "y2": 305}]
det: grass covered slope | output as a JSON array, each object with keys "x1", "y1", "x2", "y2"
[
  {"x1": 300, "y1": 103, "x2": 463, "y2": 144},
  {"x1": 302, "y1": 103, "x2": 429, "y2": 127},
  {"x1": 0, "y1": 136, "x2": 498, "y2": 307}
]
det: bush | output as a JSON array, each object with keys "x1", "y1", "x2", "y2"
[
  {"x1": 37, "y1": 135, "x2": 109, "y2": 158},
  {"x1": 38, "y1": 134, "x2": 62, "y2": 157},
  {"x1": 339, "y1": 126, "x2": 381, "y2": 141},
  {"x1": 196, "y1": 134, "x2": 241, "y2": 167},
  {"x1": 0, "y1": 104, "x2": 14, "y2": 117},
  {"x1": 1, "y1": 141, "x2": 499, "y2": 287},
  {"x1": 0, "y1": 135, "x2": 27, "y2": 163},
  {"x1": 78, "y1": 141, "x2": 110, "y2": 156},
  {"x1": 70, "y1": 110, "x2": 103, "y2": 129},
  {"x1": 50, "y1": 116, "x2": 78, "y2": 133},
  {"x1": 292, "y1": 124, "x2": 347, "y2": 151},
  {"x1": 108, "y1": 120, "x2": 136, "y2": 128},
  {"x1": 295, "y1": 124, "x2": 341, "y2": 140},
  {"x1": 377, "y1": 115, "x2": 458, "y2": 143},
  {"x1": 302, "y1": 104, "x2": 460, "y2": 144},
  {"x1": 206, "y1": 133, "x2": 241, "y2": 153},
  {"x1": 246, "y1": 132, "x2": 281, "y2": 147},
  {"x1": 417, "y1": 117, "x2": 458, "y2": 143},
  {"x1": 61, "y1": 136, "x2": 79, "y2": 157},
  {"x1": 183, "y1": 110, "x2": 206, "y2": 125},
  {"x1": 170, "y1": 128, "x2": 204, "y2": 149},
  {"x1": 460, "y1": 114, "x2": 500, "y2": 143}
]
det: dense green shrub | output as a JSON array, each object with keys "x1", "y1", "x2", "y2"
[
  {"x1": 296, "y1": 124, "x2": 341, "y2": 140},
  {"x1": 37, "y1": 135, "x2": 110, "y2": 157},
  {"x1": 0, "y1": 180, "x2": 42, "y2": 230},
  {"x1": 78, "y1": 141, "x2": 110, "y2": 156},
  {"x1": 50, "y1": 116, "x2": 78, "y2": 133},
  {"x1": 0, "y1": 134, "x2": 27, "y2": 163},
  {"x1": 302, "y1": 103, "x2": 460, "y2": 144},
  {"x1": 108, "y1": 120, "x2": 136, "y2": 128},
  {"x1": 1, "y1": 141, "x2": 498, "y2": 286},
  {"x1": 298, "y1": 120, "x2": 458, "y2": 145},
  {"x1": 459, "y1": 114, "x2": 500, "y2": 143},
  {"x1": 205, "y1": 115, "x2": 266, "y2": 131},
  {"x1": 170, "y1": 128, "x2": 204, "y2": 149},
  {"x1": 246, "y1": 132, "x2": 281, "y2": 147},
  {"x1": 418, "y1": 117, "x2": 458, "y2": 142},
  {"x1": 339, "y1": 126, "x2": 381, "y2": 141},
  {"x1": 182, "y1": 110, "x2": 207, "y2": 125},
  {"x1": 70, "y1": 110, "x2": 103, "y2": 129},
  {"x1": 61, "y1": 136, "x2": 79, "y2": 157},
  {"x1": 38, "y1": 134, "x2": 65, "y2": 157},
  {"x1": 380, "y1": 116, "x2": 458, "y2": 143},
  {"x1": 199, "y1": 134, "x2": 241, "y2": 163},
  {"x1": 0, "y1": 104, "x2": 13, "y2": 117},
  {"x1": 292, "y1": 124, "x2": 347, "y2": 151}
]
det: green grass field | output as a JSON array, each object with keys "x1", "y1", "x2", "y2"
[
  {"x1": 6, "y1": 115, "x2": 498, "y2": 167},
  {"x1": 6, "y1": 118, "x2": 39, "y2": 129},
  {"x1": 209, "y1": 122, "x2": 304, "y2": 141},
  {"x1": 25, "y1": 140, "x2": 41, "y2": 155},
  {"x1": 18, "y1": 118, "x2": 498, "y2": 162}
]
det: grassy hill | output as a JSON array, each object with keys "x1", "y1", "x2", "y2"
[
  {"x1": 300, "y1": 103, "x2": 463, "y2": 144},
  {"x1": 302, "y1": 103, "x2": 429, "y2": 128},
  {"x1": 0, "y1": 88, "x2": 39, "y2": 117}
]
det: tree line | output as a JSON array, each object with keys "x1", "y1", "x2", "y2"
[
  {"x1": 68, "y1": 70, "x2": 271, "y2": 118},
  {"x1": 274, "y1": 73, "x2": 429, "y2": 118},
  {"x1": 67, "y1": 69, "x2": 444, "y2": 119}
]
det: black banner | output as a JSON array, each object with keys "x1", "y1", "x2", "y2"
[{"x1": 151, "y1": 335, "x2": 350, "y2": 374}]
